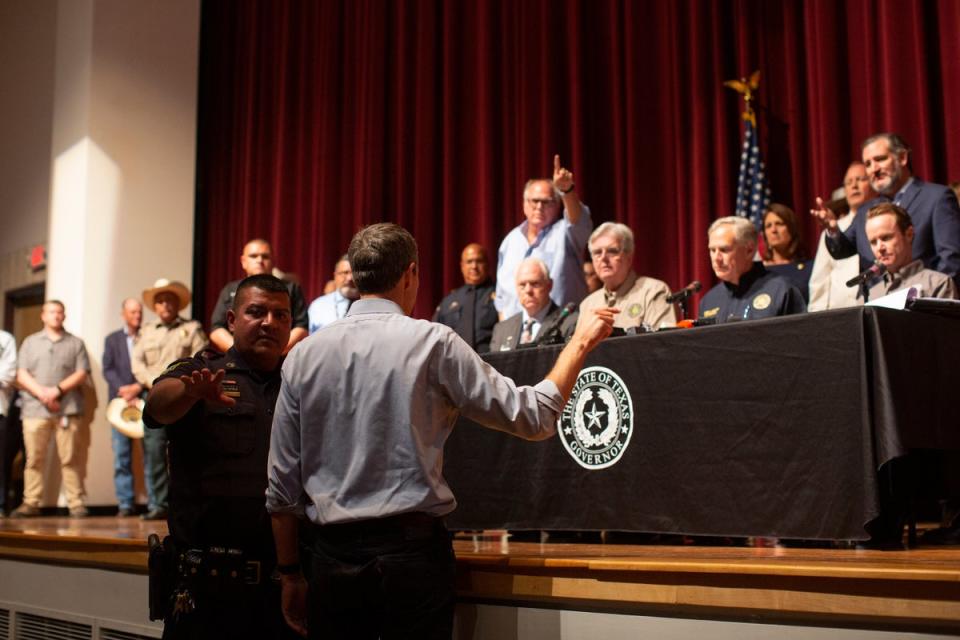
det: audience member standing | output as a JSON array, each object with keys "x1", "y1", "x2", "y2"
[
  {"x1": 132, "y1": 279, "x2": 207, "y2": 520},
  {"x1": 13, "y1": 301, "x2": 92, "y2": 518},
  {"x1": 102, "y1": 298, "x2": 144, "y2": 516}
]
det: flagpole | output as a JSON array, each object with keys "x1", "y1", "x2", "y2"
[{"x1": 725, "y1": 71, "x2": 771, "y2": 231}]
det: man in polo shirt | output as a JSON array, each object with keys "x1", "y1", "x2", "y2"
[{"x1": 13, "y1": 300, "x2": 91, "y2": 518}]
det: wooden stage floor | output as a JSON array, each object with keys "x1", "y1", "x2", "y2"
[{"x1": 1, "y1": 517, "x2": 959, "y2": 632}]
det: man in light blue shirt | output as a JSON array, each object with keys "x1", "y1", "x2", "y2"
[
  {"x1": 267, "y1": 223, "x2": 615, "y2": 638},
  {"x1": 496, "y1": 154, "x2": 593, "y2": 318},
  {"x1": 307, "y1": 255, "x2": 358, "y2": 333}
]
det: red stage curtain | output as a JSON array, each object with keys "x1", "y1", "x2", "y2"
[{"x1": 195, "y1": 0, "x2": 960, "y2": 321}]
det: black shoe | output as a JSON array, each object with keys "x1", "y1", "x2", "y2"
[
  {"x1": 141, "y1": 508, "x2": 167, "y2": 521},
  {"x1": 117, "y1": 507, "x2": 135, "y2": 517}
]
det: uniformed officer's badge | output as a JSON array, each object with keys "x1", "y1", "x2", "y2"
[
  {"x1": 628, "y1": 303, "x2": 642, "y2": 318},
  {"x1": 703, "y1": 307, "x2": 719, "y2": 318},
  {"x1": 752, "y1": 293, "x2": 772, "y2": 310},
  {"x1": 448, "y1": 301, "x2": 460, "y2": 311},
  {"x1": 558, "y1": 366, "x2": 634, "y2": 470},
  {"x1": 221, "y1": 380, "x2": 241, "y2": 398},
  {"x1": 797, "y1": 262, "x2": 806, "y2": 270}
]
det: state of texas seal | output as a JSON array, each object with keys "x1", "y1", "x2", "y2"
[{"x1": 558, "y1": 366, "x2": 634, "y2": 469}]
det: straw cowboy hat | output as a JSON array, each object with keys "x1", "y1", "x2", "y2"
[
  {"x1": 106, "y1": 398, "x2": 145, "y2": 439},
  {"x1": 142, "y1": 278, "x2": 191, "y2": 308}
]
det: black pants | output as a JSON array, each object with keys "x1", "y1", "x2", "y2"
[{"x1": 307, "y1": 513, "x2": 456, "y2": 640}]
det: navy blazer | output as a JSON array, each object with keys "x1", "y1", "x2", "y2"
[
  {"x1": 825, "y1": 178, "x2": 960, "y2": 286},
  {"x1": 102, "y1": 328, "x2": 136, "y2": 399}
]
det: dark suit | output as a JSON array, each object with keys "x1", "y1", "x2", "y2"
[
  {"x1": 102, "y1": 329, "x2": 138, "y2": 511},
  {"x1": 489, "y1": 303, "x2": 578, "y2": 352},
  {"x1": 825, "y1": 178, "x2": 960, "y2": 286}
]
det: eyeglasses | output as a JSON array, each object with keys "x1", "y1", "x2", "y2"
[
  {"x1": 590, "y1": 247, "x2": 623, "y2": 259},
  {"x1": 525, "y1": 198, "x2": 557, "y2": 208}
]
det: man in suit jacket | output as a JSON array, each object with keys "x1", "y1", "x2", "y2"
[
  {"x1": 812, "y1": 132, "x2": 960, "y2": 288},
  {"x1": 490, "y1": 257, "x2": 577, "y2": 351},
  {"x1": 102, "y1": 298, "x2": 144, "y2": 516}
]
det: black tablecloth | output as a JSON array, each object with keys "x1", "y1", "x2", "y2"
[{"x1": 442, "y1": 307, "x2": 960, "y2": 540}]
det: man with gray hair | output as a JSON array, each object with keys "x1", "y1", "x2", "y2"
[
  {"x1": 811, "y1": 132, "x2": 960, "y2": 288},
  {"x1": 490, "y1": 257, "x2": 579, "y2": 351},
  {"x1": 699, "y1": 217, "x2": 805, "y2": 323},
  {"x1": 267, "y1": 222, "x2": 615, "y2": 638},
  {"x1": 495, "y1": 155, "x2": 593, "y2": 318},
  {"x1": 578, "y1": 222, "x2": 677, "y2": 331}
]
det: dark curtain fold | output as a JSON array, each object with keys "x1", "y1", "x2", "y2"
[{"x1": 195, "y1": 0, "x2": 960, "y2": 321}]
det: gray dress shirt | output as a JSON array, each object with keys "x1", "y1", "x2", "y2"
[
  {"x1": 266, "y1": 298, "x2": 564, "y2": 525},
  {"x1": 868, "y1": 259, "x2": 959, "y2": 300}
]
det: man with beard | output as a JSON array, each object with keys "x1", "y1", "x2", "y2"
[
  {"x1": 144, "y1": 274, "x2": 299, "y2": 639},
  {"x1": 432, "y1": 243, "x2": 498, "y2": 352},
  {"x1": 307, "y1": 255, "x2": 359, "y2": 334},
  {"x1": 811, "y1": 133, "x2": 960, "y2": 288}
]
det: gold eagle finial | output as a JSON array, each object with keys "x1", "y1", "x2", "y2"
[{"x1": 724, "y1": 70, "x2": 761, "y2": 125}]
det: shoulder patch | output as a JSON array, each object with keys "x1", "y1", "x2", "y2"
[
  {"x1": 702, "y1": 307, "x2": 719, "y2": 318},
  {"x1": 752, "y1": 293, "x2": 772, "y2": 310}
]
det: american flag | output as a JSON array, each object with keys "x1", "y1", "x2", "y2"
[{"x1": 734, "y1": 118, "x2": 771, "y2": 230}]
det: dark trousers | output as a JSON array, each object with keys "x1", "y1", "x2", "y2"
[
  {"x1": 307, "y1": 513, "x2": 456, "y2": 640},
  {"x1": 0, "y1": 404, "x2": 23, "y2": 513}
]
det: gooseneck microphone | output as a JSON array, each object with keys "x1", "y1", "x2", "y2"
[{"x1": 665, "y1": 281, "x2": 702, "y2": 304}]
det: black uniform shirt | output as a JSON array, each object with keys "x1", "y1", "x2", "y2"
[
  {"x1": 699, "y1": 262, "x2": 806, "y2": 323},
  {"x1": 432, "y1": 280, "x2": 498, "y2": 353},
  {"x1": 144, "y1": 347, "x2": 282, "y2": 556}
]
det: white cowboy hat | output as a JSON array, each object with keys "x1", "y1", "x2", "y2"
[
  {"x1": 106, "y1": 398, "x2": 145, "y2": 439},
  {"x1": 142, "y1": 278, "x2": 191, "y2": 308}
]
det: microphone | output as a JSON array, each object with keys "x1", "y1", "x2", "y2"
[
  {"x1": 845, "y1": 260, "x2": 887, "y2": 288},
  {"x1": 665, "y1": 280, "x2": 702, "y2": 304},
  {"x1": 535, "y1": 302, "x2": 577, "y2": 346}
]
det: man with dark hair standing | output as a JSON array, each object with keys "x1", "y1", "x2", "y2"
[
  {"x1": 210, "y1": 238, "x2": 309, "y2": 352},
  {"x1": 267, "y1": 223, "x2": 616, "y2": 639},
  {"x1": 13, "y1": 301, "x2": 91, "y2": 518},
  {"x1": 811, "y1": 132, "x2": 960, "y2": 288},
  {"x1": 433, "y1": 243, "x2": 498, "y2": 352},
  {"x1": 144, "y1": 274, "x2": 299, "y2": 640},
  {"x1": 102, "y1": 298, "x2": 144, "y2": 516}
]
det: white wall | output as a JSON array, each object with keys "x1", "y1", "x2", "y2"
[{"x1": 0, "y1": 0, "x2": 201, "y2": 506}]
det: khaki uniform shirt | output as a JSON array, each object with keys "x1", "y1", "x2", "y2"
[
  {"x1": 577, "y1": 270, "x2": 677, "y2": 330},
  {"x1": 869, "y1": 259, "x2": 959, "y2": 301},
  {"x1": 17, "y1": 330, "x2": 90, "y2": 418},
  {"x1": 132, "y1": 317, "x2": 208, "y2": 388}
]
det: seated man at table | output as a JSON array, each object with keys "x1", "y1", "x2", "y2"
[
  {"x1": 699, "y1": 216, "x2": 806, "y2": 323},
  {"x1": 490, "y1": 258, "x2": 578, "y2": 351},
  {"x1": 578, "y1": 222, "x2": 677, "y2": 331},
  {"x1": 866, "y1": 203, "x2": 959, "y2": 300}
]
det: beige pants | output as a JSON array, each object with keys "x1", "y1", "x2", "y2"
[{"x1": 22, "y1": 416, "x2": 89, "y2": 509}]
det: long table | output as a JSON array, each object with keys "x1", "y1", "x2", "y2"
[{"x1": 442, "y1": 307, "x2": 960, "y2": 541}]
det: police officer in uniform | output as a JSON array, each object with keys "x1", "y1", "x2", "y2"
[
  {"x1": 699, "y1": 216, "x2": 806, "y2": 323},
  {"x1": 144, "y1": 274, "x2": 299, "y2": 640},
  {"x1": 432, "y1": 243, "x2": 498, "y2": 352}
]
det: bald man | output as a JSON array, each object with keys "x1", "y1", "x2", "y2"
[
  {"x1": 209, "y1": 238, "x2": 309, "y2": 353},
  {"x1": 433, "y1": 243, "x2": 499, "y2": 352}
]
